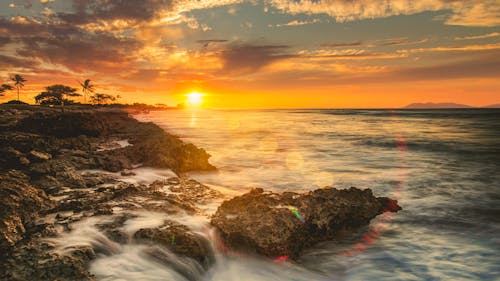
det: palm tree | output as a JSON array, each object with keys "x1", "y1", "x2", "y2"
[
  {"x1": 79, "y1": 79, "x2": 94, "y2": 104},
  {"x1": 0, "y1": 84, "x2": 13, "y2": 96},
  {"x1": 11, "y1": 74, "x2": 26, "y2": 101}
]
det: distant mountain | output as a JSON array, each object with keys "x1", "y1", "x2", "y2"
[
  {"x1": 404, "y1": 102, "x2": 474, "y2": 109},
  {"x1": 484, "y1": 103, "x2": 500, "y2": 108}
]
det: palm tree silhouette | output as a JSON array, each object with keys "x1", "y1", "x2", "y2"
[
  {"x1": 79, "y1": 79, "x2": 95, "y2": 104},
  {"x1": 11, "y1": 74, "x2": 26, "y2": 101},
  {"x1": 0, "y1": 84, "x2": 13, "y2": 96}
]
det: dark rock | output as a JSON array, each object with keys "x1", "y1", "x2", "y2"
[
  {"x1": 0, "y1": 240, "x2": 95, "y2": 281},
  {"x1": 28, "y1": 150, "x2": 52, "y2": 162},
  {"x1": 211, "y1": 187, "x2": 401, "y2": 259},
  {"x1": 134, "y1": 221, "x2": 214, "y2": 268},
  {"x1": 0, "y1": 170, "x2": 53, "y2": 250},
  {"x1": 0, "y1": 147, "x2": 29, "y2": 168},
  {"x1": 29, "y1": 159, "x2": 87, "y2": 188},
  {"x1": 15, "y1": 111, "x2": 121, "y2": 137}
]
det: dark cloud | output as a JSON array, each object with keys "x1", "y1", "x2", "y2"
[
  {"x1": 393, "y1": 52, "x2": 500, "y2": 80},
  {"x1": 0, "y1": 54, "x2": 38, "y2": 69},
  {"x1": 221, "y1": 44, "x2": 294, "y2": 74},
  {"x1": 0, "y1": 37, "x2": 11, "y2": 47},
  {"x1": 16, "y1": 33, "x2": 142, "y2": 72},
  {"x1": 320, "y1": 41, "x2": 362, "y2": 48},
  {"x1": 59, "y1": 0, "x2": 174, "y2": 25},
  {"x1": 197, "y1": 39, "x2": 228, "y2": 47},
  {"x1": 0, "y1": 12, "x2": 143, "y2": 74},
  {"x1": 380, "y1": 38, "x2": 428, "y2": 46},
  {"x1": 122, "y1": 68, "x2": 164, "y2": 81}
]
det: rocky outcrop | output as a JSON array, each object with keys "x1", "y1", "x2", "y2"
[
  {"x1": 134, "y1": 220, "x2": 215, "y2": 268},
  {"x1": 0, "y1": 170, "x2": 54, "y2": 250},
  {"x1": 211, "y1": 187, "x2": 401, "y2": 259},
  {"x1": 1, "y1": 107, "x2": 215, "y2": 174},
  {"x1": 0, "y1": 106, "x2": 218, "y2": 280}
]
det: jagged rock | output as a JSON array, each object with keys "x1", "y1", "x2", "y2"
[
  {"x1": 28, "y1": 150, "x2": 52, "y2": 162},
  {"x1": 0, "y1": 106, "x2": 219, "y2": 280},
  {"x1": 0, "y1": 240, "x2": 95, "y2": 281},
  {"x1": 134, "y1": 221, "x2": 215, "y2": 268},
  {"x1": 0, "y1": 170, "x2": 53, "y2": 250},
  {"x1": 30, "y1": 159, "x2": 87, "y2": 188},
  {"x1": 0, "y1": 147, "x2": 29, "y2": 168},
  {"x1": 211, "y1": 187, "x2": 401, "y2": 259}
]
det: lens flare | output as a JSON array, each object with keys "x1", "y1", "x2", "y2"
[
  {"x1": 285, "y1": 152, "x2": 304, "y2": 170},
  {"x1": 288, "y1": 206, "x2": 305, "y2": 224}
]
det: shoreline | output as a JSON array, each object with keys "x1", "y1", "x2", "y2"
[{"x1": 0, "y1": 105, "x2": 400, "y2": 281}]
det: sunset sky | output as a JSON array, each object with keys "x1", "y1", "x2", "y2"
[{"x1": 0, "y1": 0, "x2": 499, "y2": 108}]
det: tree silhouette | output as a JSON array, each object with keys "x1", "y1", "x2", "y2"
[
  {"x1": 0, "y1": 84, "x2": 13, "y2": 96},
  {"x1": 35, "y1": 84, "x2": 81, "y2": 112},
  {"x1": 90, "y1": 93, "x2": 116, "y2": 105},
  {"x1": 11, "y1": 74, "x2": 26, "y2": 101},
  {"x1": 79, "y1": 79, "x2": 95, "y2": 104}
]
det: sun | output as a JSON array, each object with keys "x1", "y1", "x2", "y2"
[{"x1": 186, "y1": 92, "x2": 204, "y2": 107}]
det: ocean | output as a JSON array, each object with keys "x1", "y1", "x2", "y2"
[
  {"x1": 65, "y1": 108, "x2": 499, "y2": 281},
  {"x1": 132, "y1": 108, "x2": 500, "y2": 281}
]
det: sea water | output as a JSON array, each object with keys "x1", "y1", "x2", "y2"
[
  {"x1": 133, "y1": 109, "x2": 500, "y2": 280},
  {"x1": 68, "y1": 108, "x2": 500, "y2": 281}
]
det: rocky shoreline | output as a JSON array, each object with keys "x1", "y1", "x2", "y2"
[{"x1": 0, "y1": 105, "x2": 401, "y2": 281}]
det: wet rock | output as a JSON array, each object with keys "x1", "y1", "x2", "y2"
[
  {"x1": 0, "y1": 240, "x2": 95, "y2": 281},
  {"x1": 211, "y1": 187, "x2": 402, "y2": 259},
  {"x1": 149, "y1": 178, "x2": 222, "y2": 207},
  {"x1": 134, "y1": 221, "x2": 214, "y2": 268},
  {"x1": 28, "y1": 150, "x2": 52, "y2": 162},
  {"x1": 0, "y1": 170, "x2": 53, "y2": 250},
  {"x1": 0, "y1": 147, "x2": 29, "y2": 168},
  {"x1": 96, "y1": 214, "x2": 135, "y2": 244},
  {"x1": 29, "y1": 159, "x2": 87, "y2": 188},
  {"x1": 144, "y1": 247, "x2": 205, "y2": 281}
]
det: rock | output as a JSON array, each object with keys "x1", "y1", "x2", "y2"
[
  {"x1": 28, "y1": 150, "x2": 52, "y2": 162},
  {"x1": 19, "y1": 156, "x2": 30, "y2": 166},
  {"x1": 134, "y1": 221, "x2": 214, "y2": 268},
  {"x1": 0, "y1": 147, "x2": 29, "y2": 168},
  {"x1": 120, "y1": 170, "x2": 136, "y2": 176},
  {"x1": 0, "y1": 170, "x2": 53, "y2": 250},
  {"x1": 15, "y1": 111, "x2": 119, "y2": 137},
  {"x1": 211, "y1": 187, "x2": 401, "y2": 259},
  {"x1": 29, "y1": 159, "x2": 87, "y2": 188},
  {"x1": 0, "y1": 240, "x2": 95, "y2": 281}
]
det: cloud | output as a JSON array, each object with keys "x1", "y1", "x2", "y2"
[
  {"x1": 455, "y1": 32, "x2": 500, "y2": 40},
  {"x1": 399, "y1": 43, "x2": 500, "y2": 54},
  {"x1": 220, "y1": 44, "x2": 295, "y2": 74},
  {"x1": 392, "y1": 52, "x2": 500, "y2": 80},
  {"x1": 271, "y1": 18, "x2": 321, "y2": 27},
  {"x1": 267, "y1": 0, "x2": 500, "y2": 27},
  {"x1": 0, "y1": 37, "x2": 11, "y2": 47},
  {"x1": 0, "y1": 16, "x2": 143, "y2": 74},
  {"x1": 320, "y1": 41, "x2": 363, "y2": 48},
  {"x1": 379, "y1": 38, "x2": 429, "y2": 46},
  {"x1": 60, "y1": 0, "x2": 174, "y2": 25},
  {"x1": 0, "y1": 54, "x2": 39, "y2": 69},
  {"x1": 197, "y1": 39, "x2": 228, "y2": 47}
]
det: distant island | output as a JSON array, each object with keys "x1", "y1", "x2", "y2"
[{"x1": 404, "y1": 102, "x2": 500, "y2": 109}]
